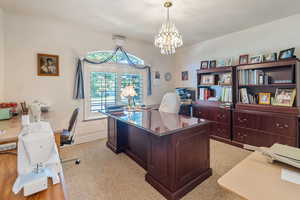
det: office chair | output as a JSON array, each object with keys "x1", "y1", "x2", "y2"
[
  {"x1": 60, "y1": 108, "x2": 80, "y2": 165},
  {"x1": 159, "y1": 92, "x2": 181, "y2": 114}
]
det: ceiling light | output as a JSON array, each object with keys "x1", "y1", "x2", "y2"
[{"x1": 154, "y1": 1, "x2": 183, "y2": 55}]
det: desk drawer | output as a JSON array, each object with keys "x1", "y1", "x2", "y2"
[
  {"x1": 212, "y1": 108, "x2": 231, "y2": 124},
  {"x1": 260, "y1": 115, "x2": 297, "y2": 137},
  {"x1": 211, "y1": 123, "x2": 230, "y2": 139},
  {"x1": 233, "y1": 111, "x2": 258, "y2": 129},
  {"x1": 193, "y1": 106, "x2": 211, "y2": 120}
]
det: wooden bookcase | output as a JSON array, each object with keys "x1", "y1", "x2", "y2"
[
  {"x1": 194, "y1": 66, "x2": 236, "y2": 143},
  {"x1": 193, "y1": 58, "x2": 300, "y2": 148}
]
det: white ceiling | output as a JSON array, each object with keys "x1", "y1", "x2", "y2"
[{"x1": 1, "y1": 0, "x2": 300, "y2": 46}]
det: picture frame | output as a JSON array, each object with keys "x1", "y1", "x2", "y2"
[
  {"x1": 279, "y1": 48, "x2": 295, "y2": 60},
  {"x1": 258, "y1": 93, "x2": 271, "y2": 105},
  {"x1": 219, "y1": 73, "x2": 232, "y2": 85},
  {"x1": 240, "y1": 88, "x2": 249, "y2": 104},
  {"x1": 273, "y1": 88, "x2": 296, "y2": 107},
  {"x1": 239, "y1": 54, "x2": 249, "y2": 65},
  {"x1": 181, "y1": 71, "x2": 188, "y2": 81},
  {"x1": 37, "y1": 54, "x2": 59, "y2": 76},
  {"x1": 209, "y1": 60, "x2": 217, "y2": 68},
  {"x1": 263, "y1": 53, "x2": 277, "y2": 62},
  {"x1": 217, "y1": 59, "x2": 226, "y2": 68},
  {"x1": 200, "y1": 75, "x2": 215, "y2": 85},
  {"x1": 154, "y1": 71, "x2": 160, "y2": 79},
  {"x1": 200, "y1": 61, "x2": 209, "y2": 69},
  {"x1": 250, "y1": 55, "x2": 263, "y2": 64},
  {"x1": 225, "y1": 58, "x2": 233, "y2": 67}
]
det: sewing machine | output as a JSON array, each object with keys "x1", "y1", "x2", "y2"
[{"x1": 13, "y1": 122, "x2": 62, "y2": 196}]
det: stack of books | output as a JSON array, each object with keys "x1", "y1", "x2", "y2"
[
  {"x1": 198, "y1": 88, "x2": 213, "y2": 101},
  {"x1": 221, "y1": 87, "x2": 232, "y2": 103},
  {"x1": 239, "y1": 70, "x2": 264, "y2": 85}
]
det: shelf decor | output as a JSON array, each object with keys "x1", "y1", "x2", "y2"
[
  {"x1": 258, "y1": 93, "x2": 271, "y2": 105},
  {"x1": 273, "y1": 88, "x2": 296, "y2": 107}
]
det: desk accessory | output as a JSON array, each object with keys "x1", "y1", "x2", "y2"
[{"x1": 244, "y1": 143, "x2": 300, "y2": 169}]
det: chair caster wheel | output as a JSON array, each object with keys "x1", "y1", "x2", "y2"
[{"x1": 75, "y1": 159, "x2": 81, "y2": 165}]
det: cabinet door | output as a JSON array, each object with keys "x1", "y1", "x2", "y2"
[{"x1": 107, "y1": 117, "x2": 117, "y2": 147}]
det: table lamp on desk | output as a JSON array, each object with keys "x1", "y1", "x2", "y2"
[{"x1": 13, "y1": 122, "x2": 62, "y2": 196}]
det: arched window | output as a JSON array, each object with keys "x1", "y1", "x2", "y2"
[
  {"x1": 84, "y1": 51, "x2": 145, "y2": 120},
  {"x1": 86, "y1": 51, "x2": 145, "y2": 65}
]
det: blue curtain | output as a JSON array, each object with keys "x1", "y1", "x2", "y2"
[
  {"x1": 73, "y1": 46, "x2": 152, "y2": 99},
  {"x1": 73, "y1": 59, "x2": 85, "y2": 99}
]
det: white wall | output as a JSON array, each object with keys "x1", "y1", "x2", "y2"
[
  {"x1": 174, "y1": 14, "x2": 300, "y2": 88},
  {"x1": 3, "y1": 13, "x2": 174, "y2": 143},
  {"x1": 0, "y1": 9, "x2": 4, "y2": 101}
]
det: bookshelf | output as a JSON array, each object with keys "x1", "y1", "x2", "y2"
[
  {"x1": 196, "y1": 66, "x2": 236, "y2": 106},
  {"x1": 194, "y1": 58, "x2": 300, "y2": 148},
  {"x1": 236, "y1": 58, "x2": 300, "y2": 112}
]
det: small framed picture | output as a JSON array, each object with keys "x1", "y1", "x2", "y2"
[
  {"x1": 219, "y1": 73, "x2": 232, "y2": 85},
  {"x1": 209, "y1": 60, "x2": 217, "y2": 68},
  {"x1": 239, "y1": 54, "x2": 249, "y2": 65},
  {"x1": 38, "y1": 54, "x2": 59, "y2": 76},
  {"x1": 181, "y1": 71, "x2": 188, "y2": 81},
  {"x1": 200, "y1": 75, "x2": 215, "y2": 85},
  {"x1": 279, "y1": 48, "x2": 295, "y2": 60},
  {"x1": 154, "y1": 71, "x2": 160, "y2": 79},
  {"x1": 273, "y1": 88, "x2": 296, "y2": 107},
  {"x1": 200, "y1": 61, "x2": 209, "y2": 69},
  {"x1": 250, "y1": 55, "x2": 263, "y2": 64},
  {"x1": 217, "y1": 59, "x2": 226, "y2": 68},
  {"x1": 263, "y1": 53, "x2": 277, "y2": 62},
  {"x1": 225, "y1": 58, "x2": 233, "y2": 66},
  {"x1": 258, "y1": 93, "x2": 271, "y2": 105}
]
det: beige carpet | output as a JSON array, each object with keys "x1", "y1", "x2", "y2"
[{"x1": 61, "y1": 139, "x2": 250, "y2": 200}]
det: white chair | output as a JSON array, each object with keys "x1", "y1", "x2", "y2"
[{"x1": 159, "y1": 92, "x2": 181, "y2": 114}]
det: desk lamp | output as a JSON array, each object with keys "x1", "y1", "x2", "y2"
[{"x1": 121, "y1": 85, "x2": 137, "y2": 109}]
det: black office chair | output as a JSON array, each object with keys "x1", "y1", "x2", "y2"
[{"x1": 61, "y1": 108, "x2": 80, "y2": 165}]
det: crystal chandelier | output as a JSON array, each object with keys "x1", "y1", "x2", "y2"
[{"x1": 154, "y1": 1, "x2": 183, "y2": 55}]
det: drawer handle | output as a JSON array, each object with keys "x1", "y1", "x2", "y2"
[
  {"x1": 217, "y1": 114, "x2": 225, "y2": 119},
  {"x1": 276, "y1": 123, "x2": 289, "y2": 129},
  {"x1": 238, "y1": 117, "x2": 248, "y2": 122}
]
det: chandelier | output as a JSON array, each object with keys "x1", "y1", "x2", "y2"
[{"x1": 154, "y1": 1, "x2": 183, "y2": 55}]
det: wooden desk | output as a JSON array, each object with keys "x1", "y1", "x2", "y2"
[
  {"x1": 0, "y1": 112, "x2": 65, "y2": 144},
  {"x1": 102, "y1": 109, "x2": 212, "y2": 200},
  {"x1": 0, "y1": 114, "x2": 67, "y2": 200},
  {"x1": 218, "y1": 152, "x2": 300, "y2": 200}
]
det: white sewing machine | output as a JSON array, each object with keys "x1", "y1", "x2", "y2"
[{"x1": 13, "y1": 122, "x2": 62, "y2": 196}]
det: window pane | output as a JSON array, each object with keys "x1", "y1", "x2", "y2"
[
  {"x1": 90, "y1": 72, "x2": 117, "y2": 112},
  {"x1": 120, "y1": 74, "x2": 143, "y2": 104}
]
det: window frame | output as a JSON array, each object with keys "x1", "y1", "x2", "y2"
[{"x1": 84, "y1": 63, "x2": 147, "y2": 120}]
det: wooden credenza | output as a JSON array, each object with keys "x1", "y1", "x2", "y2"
[
  {"x1": 232, "y1": 109, "x2": 299, "y2": 147},
  {"x1": 193, "y1": 103, "x2": 299, "y2": 148}
]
